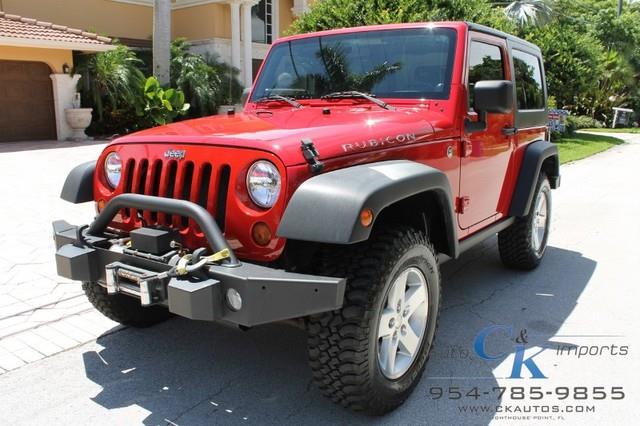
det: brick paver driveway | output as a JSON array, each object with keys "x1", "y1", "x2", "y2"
[{"x1": 0, "y1": 140, "x2": 120, "y2": 371}]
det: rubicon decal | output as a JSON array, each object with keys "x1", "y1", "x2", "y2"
[{"x1": 342, "y1": 133, "x2": 418, "y2": 152}]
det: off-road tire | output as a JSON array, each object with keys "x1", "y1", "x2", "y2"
[
  {"x1": 82, "y1": 281, "x2": 172, "y2": 327},
  {"x1": 498, "y1": 172, "x2": 552, "y2": 270},
  {"x1": 306, "y1": 227, "x2": 441, "y2": 415}
]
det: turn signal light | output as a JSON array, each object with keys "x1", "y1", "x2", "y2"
[
  {"x1": 96, "y1": 199, "x2": 106, "y2": 213},
  {"x1": 252, "y1": 222, "x2": 272, "y2": 246},
  {"x1": 360, "y1": 208, "x2": 374, "y2": 227}
]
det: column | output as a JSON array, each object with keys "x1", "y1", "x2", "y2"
[
  {"x1": 230, "y1": 0, "x2": 241, "y2": 75},
  {"x1": 50, "y1": 74, "x2": 82, "y2": 141},
  {"x1": 153, "y1": 0, "x2": 171, "y2": 85},
  {"x1": 241, "y1": 1, "x2": 253, "y2": 87}
]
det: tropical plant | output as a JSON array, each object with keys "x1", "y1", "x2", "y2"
[
  {"x1": 75, "y1": 45, "x2": 145, "y2": 122},
  {"x1": 135, "y1": 76, "x2": 190, "y2": 127},
  {"x1": 497, "y1": 1, "x2": 554, "y2": 27},
  {"x1": 171, "y1": 38, "x2": 221, "y2": 117}
]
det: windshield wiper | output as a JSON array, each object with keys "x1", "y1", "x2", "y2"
[
  {"x1": 321, "y1": 91, "x2": 394, "y2": 110},
  {"x1": 254, "y1": 94, "x2": 303, "y2": 109}
]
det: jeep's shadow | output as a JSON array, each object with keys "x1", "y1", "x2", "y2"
[{"x1": 82, "y1": 238, "x2": 596, "y2": 425}]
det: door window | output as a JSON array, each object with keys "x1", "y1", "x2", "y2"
[
  {"x1": 513, "y1": 50, "x2": 544, "y2": 110},
  {"x1": 468, "y1": 41, "x2": 504, "y2": 109}
]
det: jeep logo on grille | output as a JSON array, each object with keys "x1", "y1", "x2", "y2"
[{"x1": 164, "y1": 149, "x2": 186, "y2": 160}]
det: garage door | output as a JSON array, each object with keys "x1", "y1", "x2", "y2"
[{"x1": 0, "y1": 60, "x2": 56, "y2": 142}]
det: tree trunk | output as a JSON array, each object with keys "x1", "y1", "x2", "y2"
[{"x1": 153, "y1": 0, "x2": 171, "y2": 85}]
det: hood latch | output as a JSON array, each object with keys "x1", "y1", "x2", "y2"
[{"x1": 301, "y1": 138, "x2": 324, "y2": 173}]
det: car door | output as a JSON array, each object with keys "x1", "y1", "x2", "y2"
[{"x1": 458, "y1": 34, "x2": 515, "y2": 229}]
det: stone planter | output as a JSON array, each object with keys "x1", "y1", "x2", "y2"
[{"x1": 64, "y1": 108, "x2": 93, "y2": 141}]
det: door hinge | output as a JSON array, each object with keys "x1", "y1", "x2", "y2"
[
  {"x1": 456, "y1": 196, "x2": 470, "y2": 214},
  {"x1": 300, "y1": 138, "x2": 324, "y2": 173},
  {"x1": 461, "y1": 139, "x2": 473, "y2": 157}
]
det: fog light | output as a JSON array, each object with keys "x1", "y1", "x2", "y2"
[
  {"x1": 252, "y1": 222, "x2": 272, "y2": 246},
  {"x1": 226, "y1": 288, "x2": 242, "y2": 311}
]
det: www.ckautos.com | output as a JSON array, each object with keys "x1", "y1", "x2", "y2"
[{"x1": 459, "y1": 404, "x2": 596, "y2": 414}]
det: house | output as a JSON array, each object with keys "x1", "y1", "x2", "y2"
[
  {"x1": 0, "y1": 12, "x2": 114, "y2": 142},
  {"x1": 0, "y1": 0, "x2": 311, "y2": 142}
]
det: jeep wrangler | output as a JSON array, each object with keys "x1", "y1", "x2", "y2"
[{"x1": 53, "y1": 22, "x2": 559, "y2": 414}]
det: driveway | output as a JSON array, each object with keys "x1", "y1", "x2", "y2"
[{"x1": 0, "y1": 135, "x2": 639, "y2": 425}]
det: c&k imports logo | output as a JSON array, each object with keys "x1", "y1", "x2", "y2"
[{"x1": 474, "y1": 325, "x2": 547, "y2": 379}]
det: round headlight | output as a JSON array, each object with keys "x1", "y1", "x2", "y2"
[
  {"x1": 246, "y1": 160, "x2": 281, "y2": 208},
  {"x1": 104, "y1": 152, "x2": 122, "y2": 189}
]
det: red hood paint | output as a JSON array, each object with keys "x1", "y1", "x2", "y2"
[{"x1": 111, "y1": 104, "x2": 457, "y2": 165}]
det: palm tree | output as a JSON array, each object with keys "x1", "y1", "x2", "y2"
[{"x1": 494, "y1": 1, "x2": 553, "y2": 27}]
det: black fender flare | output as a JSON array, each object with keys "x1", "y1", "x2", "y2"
[
  {"x1": 509, "y1": 140, "x2": 560, "y2": 217},
  {"x1": 60, "y1": 161, "x2": 95, "y2": 203},
  {"x1": 277, "y1": 160, "x2": 458, "y2": 257}
]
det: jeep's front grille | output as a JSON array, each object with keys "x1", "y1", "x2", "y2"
[{"x1": 120, "y1": 158, "x2": 230, "y2": 232}]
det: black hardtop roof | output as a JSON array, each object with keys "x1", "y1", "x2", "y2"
[{"x1": 466, "y1": 22, "x2": 542, "y2": 53}]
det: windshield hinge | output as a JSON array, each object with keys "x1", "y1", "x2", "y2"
[{"x1": 301, "y1": 138, "x2": 324, "y2": 174}]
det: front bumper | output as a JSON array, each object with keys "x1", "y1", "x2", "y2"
[{"x1": 53, "y1": 194, "x2": 345, "y2": 327}]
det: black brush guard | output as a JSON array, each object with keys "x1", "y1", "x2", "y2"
[{"x1": 53, "y1": 194, "x2": 345, "y2": 327}]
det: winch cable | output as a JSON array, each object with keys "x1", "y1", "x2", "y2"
[{"x1": 173, "y1": 248, "x2": 232, "y2": 276}]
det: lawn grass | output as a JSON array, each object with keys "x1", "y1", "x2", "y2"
[
  {"x1": 555, "y1": 132, "x2": 625, "y2": 164},
  {"x1": 582, "y1": 127, "x2": 640, "y2": 134}
]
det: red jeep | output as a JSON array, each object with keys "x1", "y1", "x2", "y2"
[{"x1": 54, "y1": 22, "x2": 559, "y2": 414}]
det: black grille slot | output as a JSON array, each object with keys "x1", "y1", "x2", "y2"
[
  {"x1": 216, "y1": 165, "x2": 231, "y2": 232},
  {"x1": 122, "y1": 159, "x2": 135, "y2": 219},
  {"x1": 198, "y1": 163, "x2": 212, "y2": 209},
  {"x1": 180, "y1": 162, "x2": 194, "y2": 227},
  {"x1": 163, "y1": 161, "x2": 178, "y2": 225},
  {"x1": 150, "y1": 160, "x2": 162, "y2": 222}
]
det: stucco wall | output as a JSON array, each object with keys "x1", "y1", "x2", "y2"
[
  {"x1": 1, "y1": 0, "x2": 153, "y2": 40},
  {"x1": 2, "y1": 0, "x2": 296, "y2": 42},
  {"x1": 279, "y1": 0, "x2": 294, "y2": 38},
  {"x1": 172, "y1": 3, "x2": 231, "y2": 40},
  {"x1": 0, "y1": 46, "x2": 72, "y2": 73}
]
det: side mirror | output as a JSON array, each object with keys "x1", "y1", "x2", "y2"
[
  {"x1": 465, "y1": 80, "x2": 513, "y2": 133},
  {"x1": 241, "y1": 87, "x2": 252, "y2": 105}
]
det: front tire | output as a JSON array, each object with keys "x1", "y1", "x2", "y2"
[
  {"x1": 307, "y1": 227, "x2": 441, "y2": 415},
  {"x1": 498, "y1": 172, "x2": 552, "y2": 270},
  {"x1": 83, "y1": 281, "x2": 172, "y2": 327}
]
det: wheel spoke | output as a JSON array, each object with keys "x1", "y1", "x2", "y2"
[
  {"x1": 387, "y1": 272, "x2": 407, "y2": 311},
  {"x1": 377, "y1": 308, "x2": 395, "y2": 338},
  {"x1": 399, "y1": 325, "x2": 420, "y2": 357},
  {"x1": 532, "y1": 225, "x2": 540, "y2": 248},
  {"x1": 403, "y1": 285, "x2": 427, "y2": 319},
  {"x1": 380, "y1": 335, "x2": 399, "y2": 375}
]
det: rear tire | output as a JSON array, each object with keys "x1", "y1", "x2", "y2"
[
  {"x1": 498, "y1": 172, "x2": 552, "y2": 270},
  {"x1": 306, "y1": 227, "x2": 441, "y2": 415},
  {"x1": 83, "y1": 281, "x2": 172, "y2": 327}
]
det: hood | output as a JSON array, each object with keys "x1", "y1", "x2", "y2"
[{"x1": 113, "y1": 105, "x2": 452, "y2": 166}]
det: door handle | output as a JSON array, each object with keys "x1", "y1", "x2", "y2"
[{"x1": 502, "y1": 127, "x2": 518, "y2": 136}]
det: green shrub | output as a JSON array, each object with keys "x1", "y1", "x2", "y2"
[
  {"x1": 135, "y1": 76, "x2": 190, "y2": 127},
  {"x1": 567, "y1": 115, "x2": 604, "y2": 131},
  {"x1": 288, "y1": 0, "x2": 514, "y2": 34}
]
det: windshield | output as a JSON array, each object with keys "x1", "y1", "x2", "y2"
[{"x1": 251, "y1": 28, "x2": 457, "y2": 102}]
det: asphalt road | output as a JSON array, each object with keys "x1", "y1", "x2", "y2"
[{"x1": 1, "y1": 134, "x2": 639, "y2": 425}]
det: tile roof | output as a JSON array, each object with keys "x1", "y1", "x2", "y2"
[{"x1": 0, "y1": 11, "x2": 112, "y2": 46}]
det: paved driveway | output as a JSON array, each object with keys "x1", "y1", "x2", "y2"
[
  {"x1": 0, "y1": 135, "x2": 639, "y2": 425},
  {"x1": 0, "y1": 140, "x2": 119, "y2": 370}
]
